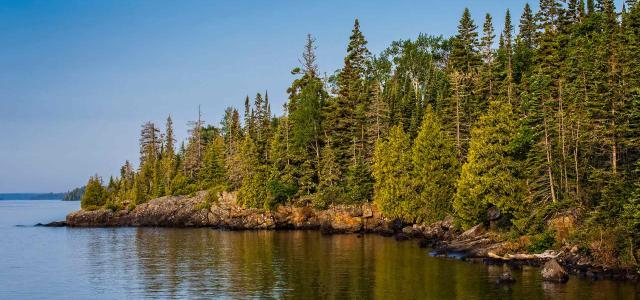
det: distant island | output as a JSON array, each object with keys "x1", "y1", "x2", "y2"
[
  {"x1": 0, "y1": 187, "x2": 85, "y2": 201},
  {"x1": 0, "y1": 193, "x2": 66, "y2": 200}
]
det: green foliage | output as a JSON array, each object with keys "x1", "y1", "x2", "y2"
[
  {"x1": 372, "y1": 125, "x2": 414, "y2": 219},
  {"x1": 454, "y1": 101, "x2": 525, "y2": 229},
  {"x1": 345, "y1": 157, "x2": 373, "y2": 204},
  {"x1": 81, "y1": 4, "x2": 640, "y2": 265},
  {"x1": 527, "y1": 230, "x2": 557, "y2": 253},
  {"x1": 81, "y1": 175, "x2": 107, "y2": 209},
  {"x1": 197, "y1": 184, "x2": 225, "y2": 211},
  {"x1": 411, "y1": 106, "x2": 459, "y2": 223},
  {"x1": 63, "y1": 186, "x2": 85, "y2": 201}
]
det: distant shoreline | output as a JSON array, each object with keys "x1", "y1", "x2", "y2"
[{"x1": 0, "y1": 193, "x2": 66, "y2": 201}]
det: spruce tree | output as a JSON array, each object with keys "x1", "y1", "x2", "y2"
[
  {"x1": 81, "y1": 175, "x2": 107, "y2": 209},
  {"x1": 324, "y1": 19, "x2": 370, "y2": 175},
  {"x1": 372, "y1": 125, "x2": 413, "y2": 219},
  {"x1": 411, "y1": 106, "x2": 459, "y2": 223},
  {"x1": 316, "y1": 140, "x2": 343, "y2": 208},
  {"x1": 237, "y1": 136, "x2": 270, "y2": 208},
  {"x1": 454, "y1": 101, "x2": 525, "y2": 229}
]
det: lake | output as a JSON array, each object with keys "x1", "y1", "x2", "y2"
[{"x1": 0, "y1": 200, "x2": 638, "y2": 299}]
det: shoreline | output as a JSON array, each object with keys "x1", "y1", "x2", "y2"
[{"x1": 60, "y1": 191, "x2": 639, "y2": 283}]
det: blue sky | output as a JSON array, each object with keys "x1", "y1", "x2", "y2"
[{"x1": 0, "y1": 0, "x2": 624, "y2": 192}]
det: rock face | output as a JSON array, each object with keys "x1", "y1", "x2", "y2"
[
  {"x1": 66, "y1": 191, "x2": 392, "y2": 234},
  {"x1": 541, "y1": 259, "x2": 569, "y2": 283}
]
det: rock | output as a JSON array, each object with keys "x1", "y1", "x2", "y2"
[
  {"x1": 35, "y1": 221, "x2": 67, "y2": 227},
  {"x1": 541, "y1": 259, "x2": 569, "y2": 283},
  {"x1": 570, "y1": 245, "x2": 579, "y2": 255},
  {"x1": 547, "y1": 212, "x2": 576, "y2": 243},
  {"x1": 66, "y1": 191, "x2": 395, "y2": 235},
  {"x1": 460, "y1": 224, "x2": 485, "y2": 239},
  {"x1": 497, "y1": 271, "x2": 516, "y2": 284},
  {"x1": 487, "y1": 207, "x2": 501, "y2": 221},
  {"x1": 362, "y1": 206, "x2": 373, "y2": 218},
  {"x1": 394, "y1": 232, "x2": 410, "y2": 241}
]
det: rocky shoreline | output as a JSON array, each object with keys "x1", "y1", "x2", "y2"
[{"x1": 62, "y1": 191, "x2": 639, "y2": 283}]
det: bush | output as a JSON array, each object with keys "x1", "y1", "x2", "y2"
[
  {"x1": 267, "y1": 180, "x2": 297, "y2": 204},
  {"x1": 196, "y1": 185, "x2": 225, "y2": 211},
  {"x1": 527, "y1": 230, "x2": 556, "y2": 253},
  {"x1": 105, "y1": 200, "x2": 122, "y2": 212}
]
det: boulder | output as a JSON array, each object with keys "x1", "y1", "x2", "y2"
[
  {"x1": 496, "y1": 271, "x2": 516, "y2": 284},
  {"x1": 487, "y1": 207, "x2": 501, "y2": 221},
  {"x1": 460, "y1": 224, "x2": 485, "y2": 239},
  {"x1": 541, "y1": 259, "x2": 569, "y2": 283}
]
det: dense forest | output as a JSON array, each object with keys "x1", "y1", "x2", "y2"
[
  {"x1": 83, "y1": 1, "x2": 640, "y2": 267},
  {"x1": 63, "y1": 186, "x2": 85, "y2": 201}
]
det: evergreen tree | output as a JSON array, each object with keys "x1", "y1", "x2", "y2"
[
  {"x1": 519, "y1": 3, "x2": 538, "y2": 49},
  {"x1": 237, "y1": 136, "x2": 270, "y2": 208},
  {"x1": 162, "y1": 116, "x2": 176, "y2": 195},
  {"x1": 412, "y1": 106, "x2": 459, "y2": 223},
  {"x1": 451, "y1": 8, "x2": 481, "y2": 72},
  {"x1": 316, "y1": 140, "x2": 343, "y2": 207},
  {"x1": 455, "y1": 101, "x2": 525, "y2": 229},
  {"x1": 81, "y1": 175, "x2": 107, "y2": 209},
  {"x1": 372, "y1": 125, "x2": 413, "y2": 219},
  {"x1": 324, "y1": 19, "x2": 370, "y2": 175},
  {"x1": 200, "y1": 135, "x2": 226, "y2": 188}
]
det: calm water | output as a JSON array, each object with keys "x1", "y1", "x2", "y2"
[{"x1": 0, "y1": 200, "x2": 638, "y2": 299}]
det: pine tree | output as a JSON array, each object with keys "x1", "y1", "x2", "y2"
[
  {"x1": 520, "y1": 3, "x2": 538, "y2": 49},
  {"x1": 324, "y1": 19, "x2": 370, "y2": 174},
  {"x1": 479, "y1": 13, "x2": 496, "y2": 104},
  {"x1": 162, "y1": 116, "x2": 176, "y2": 195},
  {"x1": 372, "y1": 125, "x2": 413, "y2": 219},
  {"x1": 200, "y1": 134, "x2": 226, "y2": 188},
  {"x1": 345, "y1": 155, "x2": 373, "y2": 204},
  {"x1": 455, "y1": 101, "x2": 525, "y2": 229},
  {"x1": 184, "y1": 107, "x2": 205, "y2": 179},
  {"x1": 81, "y1": 175, "x2": 107, "y2": 209},
  {"x1": 451, "y1": 8, "x2": 481, "y2": 72},
  {"x1": 237, "y1": 136, "x2": 270, "y2": 208},
  {"x1": 411, "y1": 106, "x2": 459, "y2": 223},
  {"x1": 316, "y1": 140, "x2": 343, "y2": 207},
  {"x1": 449, "y1": 8, "x2": 481, "y2": 159}
]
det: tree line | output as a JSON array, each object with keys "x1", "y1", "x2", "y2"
[{"x1": 83, "y1": 1, "x2": 640, "y2": 266}]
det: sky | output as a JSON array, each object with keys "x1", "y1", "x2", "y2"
[{"x1": 0, "y1": 0, "x2": 624, "y2": 192}]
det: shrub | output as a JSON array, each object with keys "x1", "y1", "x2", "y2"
[{"x1": 527, "y1": 230, "x2": 556, "y2": 253}]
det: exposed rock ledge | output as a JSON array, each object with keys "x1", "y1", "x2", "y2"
[{"x1": 66, "y1": 191, "x2": 402, "y2": 234}]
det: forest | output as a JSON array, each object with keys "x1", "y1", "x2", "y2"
[{"x1": 82, "y1": 1, "x2": 640, "y2": 267}]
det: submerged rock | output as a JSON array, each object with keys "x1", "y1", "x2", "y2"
[
  {"x1": 497, "y1": 271, "x2": 516, "y2": 284},
  {"x1": 541, "y1": 259, "x2": 569, "y2": 283}
]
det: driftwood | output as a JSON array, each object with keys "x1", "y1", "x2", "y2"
[{"x1": 487, "y1": 250, "x2": 561, "y2": 261}]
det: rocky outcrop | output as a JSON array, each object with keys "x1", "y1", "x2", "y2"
[
  {"x1": 66, "y1": 191, "x2": 392, "y2": 234},
  {"x1": 541, "y1": 259, "x2": 570, "y2": 283}
]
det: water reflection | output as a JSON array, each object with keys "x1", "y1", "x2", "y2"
[{"x1": 79, "y1": 229, "x2": 639, "y2": 299}]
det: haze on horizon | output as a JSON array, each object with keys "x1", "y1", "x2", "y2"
[{"x1": 0, "y1": 0, "x2": 623, "y2": 192}]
